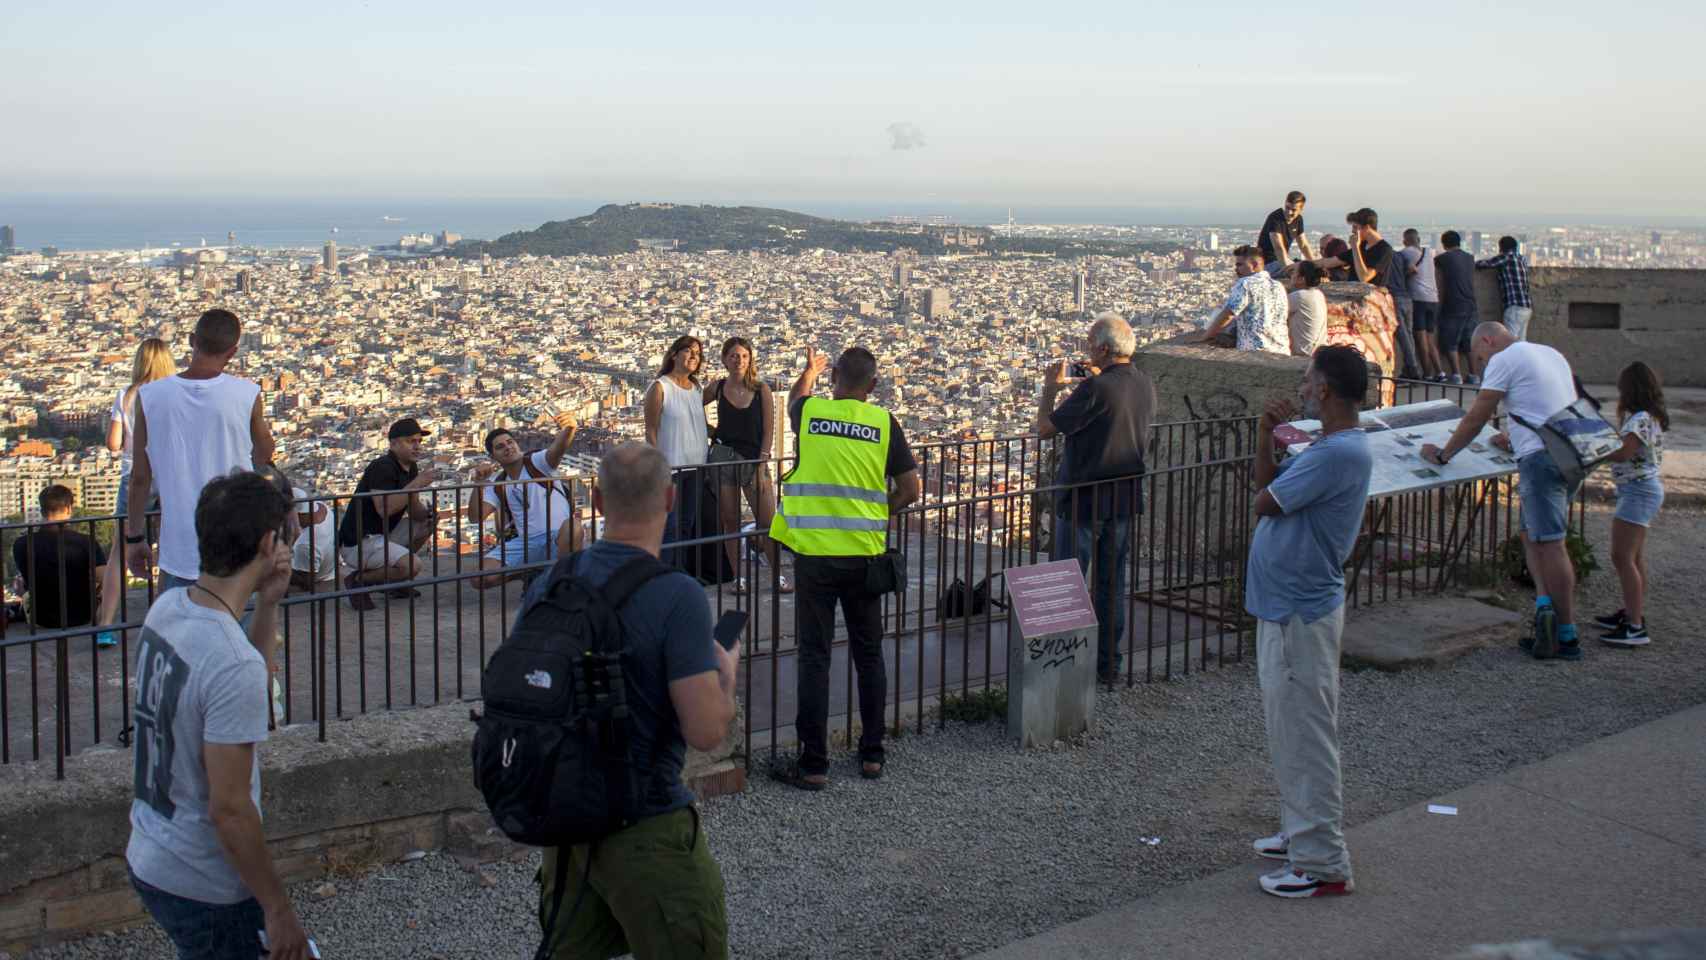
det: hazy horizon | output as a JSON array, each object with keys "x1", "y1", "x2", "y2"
[{"x1": 5, "y1": 0, "x2": 1703, "y2": 225}]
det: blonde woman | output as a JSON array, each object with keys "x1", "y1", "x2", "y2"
[
  {"x1": 704, "y1": 337, "x2": 789, "y2": 593},
  {"x1": 96, "y1": 338, "x2": 175, "y2": 645}
]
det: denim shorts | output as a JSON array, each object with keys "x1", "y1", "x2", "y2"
[
  {"x1": 1517, "y1": 452, "x2": 1579, "y2": 543},
  {"x1": 130, "y1": 869, "x2": 265, "y2": 960},
  {"x1": 483, "y1": 529, "x2": 559, "y2": 567},
  {"x1": 1437, "y1": 308, "x2": 1476, "y2": 353},
  {"x1": 1614, "y1": 476, "x2": 1664, "y2": 527}
]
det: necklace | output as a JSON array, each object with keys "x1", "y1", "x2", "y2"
[{"x1": 192, "y1": 582, "x2": 241, "y2": 622}]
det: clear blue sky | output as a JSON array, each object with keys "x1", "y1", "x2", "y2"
[{"x1": 4, "y1": 1, "x2": 1700, "y2": 221}]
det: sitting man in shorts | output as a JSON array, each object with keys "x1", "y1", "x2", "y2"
[
  {"x1": 336, "y1": 418, "x2": 438, "y2": 610},
  {"x1": 465, "y1": 413, "x2": 584, "y2": 590}
]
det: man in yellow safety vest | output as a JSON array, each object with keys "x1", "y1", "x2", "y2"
[{"x1": 769, "y1": 346, "x2": 920, "y2": 789}]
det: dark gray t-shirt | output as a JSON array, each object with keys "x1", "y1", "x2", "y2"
[
  {"x1": 127, "y1": 588, "x2": 269, "y2": 904},
  {"x1": 1049, "y1": 363, "x2": 1157, "y2": 516},
  {"x1": 513, "y1": 540, "x2": 717, "y2": 819},
  {"x1": 1435, "y1": 249, "x2": 1478, "y2": 317}
]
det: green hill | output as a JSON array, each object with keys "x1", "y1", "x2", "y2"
[
  {"x1": 459, "y1": 203, "x2": 984, "y2": 257},
  {"x1": 455, "y1": 203, "x2": 1175, "y2": 259}
]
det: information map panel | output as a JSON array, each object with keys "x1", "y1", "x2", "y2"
[{"x1": 1274, "y1": 399, "x2": 1515, "y2": 499}]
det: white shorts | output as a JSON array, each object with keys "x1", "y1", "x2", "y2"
[{"x1": 338, "y1": 519, "x2": 426, "y2": 573}]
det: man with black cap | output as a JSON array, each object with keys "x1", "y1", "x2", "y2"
[{"x1": 336, "y1": 418, "x2": 438, "y2": 610}]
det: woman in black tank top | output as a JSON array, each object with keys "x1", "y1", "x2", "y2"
[{"x1": 703, "y1": 337, "x2": 789, "y2": 593}]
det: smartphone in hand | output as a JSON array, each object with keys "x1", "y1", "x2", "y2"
[{"x1": 713, "y1": 610, "x2": 748, "y2": 651}]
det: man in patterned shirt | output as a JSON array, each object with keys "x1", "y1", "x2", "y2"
[
  {"x1": 1201, "y1": 246, "x2": 1290, "y2": 354},
  {"x1": 1477, "y1": 236, "x2": 1533, "y2": 340}
]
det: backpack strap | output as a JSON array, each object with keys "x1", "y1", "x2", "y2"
[
  {"x1": 598, "y1": 554, "x2": 672, "y2": 614},
  {"x1": 519, "y1": 451, "x2": 578, "y2": 510}
]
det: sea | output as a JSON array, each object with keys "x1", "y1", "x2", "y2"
[
  {"x1": 0, "y1": 195, "x2": 1270, "y2": 253},
  {"x1": 3, "y1": 194, "x2": 1695, "y2": 253}
]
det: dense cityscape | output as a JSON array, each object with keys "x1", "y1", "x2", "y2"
[{"x1": 1, "y1": 214, "x2": 1701, "y2": 528}]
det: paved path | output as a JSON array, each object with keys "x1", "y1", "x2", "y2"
[{"x1": 975, "y1": 703, "x2": 1706, "y2": 960}]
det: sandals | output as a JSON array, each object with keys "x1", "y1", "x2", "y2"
[{"x1": 860, "y1": 761, "x2": 884, "y2": 780}]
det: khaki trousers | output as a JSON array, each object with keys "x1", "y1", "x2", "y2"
[{"x1": 1258, "y1": 606, "x2": 1352, "y2": 882}]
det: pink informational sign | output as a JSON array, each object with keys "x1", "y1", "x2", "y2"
[{"x1": 1005, "y1": 559, "x2": 1098, "y2": 639}]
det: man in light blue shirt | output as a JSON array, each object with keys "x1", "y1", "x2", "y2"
[{"x1": 1245, "y1": 345, "x2": 1374, "y2": 900}]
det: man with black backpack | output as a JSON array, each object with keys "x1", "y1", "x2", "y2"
[
  {"x1": 475, "y1": 442, "x2": 739, "y2": 960},
  {"x1": 465, "y1": 415, "x2": 584, "y2": 590}
]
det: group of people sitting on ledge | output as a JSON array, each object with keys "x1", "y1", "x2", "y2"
[{"x1": 1202, "y1": 191, "x2": 1536, "y2": 387}]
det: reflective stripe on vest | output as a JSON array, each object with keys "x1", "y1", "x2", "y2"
[
  {"x1": 770, "y1": 397, "x2": 892, "y2": 556},
  {"x1": 780, "y1": 482, "x2": 888, "y2": 505}
]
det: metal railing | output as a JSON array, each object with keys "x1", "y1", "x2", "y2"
[{"x1": 0, "y1": 399, "x2": 1585, "y2": 779}]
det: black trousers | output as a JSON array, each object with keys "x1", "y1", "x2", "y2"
[{"x1": 794, "y1": 554, "x2": 886, "y2": 775}]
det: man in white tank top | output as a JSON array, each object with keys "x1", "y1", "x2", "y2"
[{"x1": 125, "y1": 309, "x2": 277, "y2": 592}]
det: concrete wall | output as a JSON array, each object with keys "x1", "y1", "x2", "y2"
[
  {"x1": 1474, "y1": 268, "x2": 1706, "y2": 387},
  {"x1": 0, "y1": 702, "x2": 744, "y2": 953},
  {"x1": 1131, "y1": 337, "x2": 1309, "y2": 429}
]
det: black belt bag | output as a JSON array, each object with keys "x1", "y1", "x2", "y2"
[{"x1": 866, "y1": 549, "x2": 906, "y2": 595}]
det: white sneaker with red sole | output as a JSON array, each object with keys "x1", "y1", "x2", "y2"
[{"x1": 1259, "y1": 866, "x2": 1354, "y2": 898}]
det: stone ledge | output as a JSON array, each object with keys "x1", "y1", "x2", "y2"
[{"x1": 0, "y1": 698, "x2": 745, "y2": 953}]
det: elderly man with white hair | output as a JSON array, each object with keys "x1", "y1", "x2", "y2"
[{"x1": 1036, "y1": 312, "x2": 1158, "y2": 683}]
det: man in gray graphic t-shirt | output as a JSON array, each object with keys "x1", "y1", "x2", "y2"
[{"x1": 126, "y1": 472, "x2": 313, "y2": 960}]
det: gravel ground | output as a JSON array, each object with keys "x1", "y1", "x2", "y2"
[{"x1": 39, "y1": 503, "x2": 1706, "y2": 960}]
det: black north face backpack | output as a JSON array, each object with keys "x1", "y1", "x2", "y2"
[
  {"x1": 472, "y1": 551, "x2": 670, "y2": 958},
  {"x1": 472, "y1": 552, "x2": 669, "y2": 846}
]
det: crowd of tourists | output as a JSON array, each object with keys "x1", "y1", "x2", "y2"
[
  {"x1": 1, "y1": 204, "x2": 1673, "y2": 956},
  {"x1": 1204, "y1": 191, "x2": 1534, "y2": 387}
]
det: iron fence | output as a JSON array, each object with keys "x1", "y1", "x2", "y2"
[{"x1": 0, "y1": 401, "x2": 1587, "y2": 779}]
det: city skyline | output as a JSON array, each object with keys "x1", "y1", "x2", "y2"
[{"x1": 4, "y1": 2, "x2": 1703, "y2": 222}]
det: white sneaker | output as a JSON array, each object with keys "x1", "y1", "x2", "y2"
[
  {"x1": 777, "y1": 573, "x2": 793, "y2": 594},
  {"x1": 1258, "y1": 865, "x2": 1354, "y2": 898},
  {"x1": 1252, "y1": 832, "x2": 1289, "y2": 861}
]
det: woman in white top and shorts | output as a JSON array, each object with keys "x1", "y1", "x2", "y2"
[
  {"x1": 644, "y1": 336, "x2": 709, "y2": 550},
  {"x1": 97, "y1": 338, "x2": 175, "y2": 645}
]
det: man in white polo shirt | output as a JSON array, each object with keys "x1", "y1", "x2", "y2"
[{"x1": 1423, "y1": 322, "x2": 1583, "y2": 659}]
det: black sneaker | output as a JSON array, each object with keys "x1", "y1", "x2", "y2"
[
  {"x1": 1600, "y1": 623, "x2": 1651, "y2": 647},
  {"x1": 1518, "y1": 634, "x2": 1535, "y2": 653},
  {"x1": 1556, "y1": 640, "x2": 1584, "y2": 661},
  {"x1": 1531, "y1": 606, "x2": 1558, "y2": 660},
  {"x1": 1592, "y1": 609, "x2": 1627, "y2": 631}
]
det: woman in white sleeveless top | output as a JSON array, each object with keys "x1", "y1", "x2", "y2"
[
  {"x1": 643, "y1": 336, "x2": 708, "y2": 545},
  {"x1": 95, "y1": 338, "x2": 175, "y2": 646}
]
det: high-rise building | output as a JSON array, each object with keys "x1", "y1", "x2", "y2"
[
  {"x1": 923, "y1": 287, "x2": 950, "y2": 321},
  {"x1": 1207, "y1": 232, "x2": 1220, "y2": 252},
  {"x1": 893, "y1": 262, "x2": 911, "y2": 288},
  {"x1": 0, "y1": 224, "x2": 14, "y2": 253},
  {"x1": 236, "y1": 270, "x2": 253, "y2": 295},
  {"x1": 323, "y1": 239, "x2": 339, "y2": 273},
  {"x1": 437, "y1": 230, "x2": 462, "y2": 246},
  {"x1": 227, "y1": 231, "x2": 237, "y2": 249},
  {"x1": 893, "y1": 289, "x2": 911, "y2": 325},
  {"x1": 1072, "y1": 270, "x2": 1088, "y2": 315},
  {"x1": 1470, "y1": 232, "x2": 1486, "y2": 257},
  {"x1": 1651, "y1": 230, "x2": 1663, "y2": 248}
]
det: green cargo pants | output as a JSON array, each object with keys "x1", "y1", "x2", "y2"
[{"x1": 537, "y1": 807, "x2": 729, "y2": 959}]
